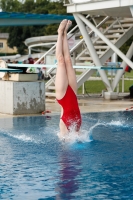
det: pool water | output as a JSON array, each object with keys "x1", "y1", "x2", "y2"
[{"x1": 0, "y1": 111, "x2": 133, "y2": 200}]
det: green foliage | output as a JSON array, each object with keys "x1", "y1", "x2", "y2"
[
  {"x1": 78, "y1": 80, "x2": 105, "y2": 94},
  {"x1": 0, "y1": 0, "x2": 68, "y2": 54},
  {"x1": 0, "y1": 0, "x2": 21, "y2": 12},
  {"x1": 45, "y1": 24, "x2": 58, "y2": 35},
  {"x1": 77, "y1": 70, "x2": 133, "y2": 94},
  {"x1": 119, "y1": 35, "x2": 133, "y2": 59},
  {"x1": 20, "y1": 0, "x2": 36, "y2": 13},
  {"x1": 77, "y1": 79, "x2": 133, "y2": 94}
]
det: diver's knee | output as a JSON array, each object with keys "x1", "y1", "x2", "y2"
[
  {"x1": 57, "y1": 55, "x2": 65, "y2": 64},
  {"x1": 64, "y1": 56, "x2": 72, "y2": 64}
]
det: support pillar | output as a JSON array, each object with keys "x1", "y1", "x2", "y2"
[
  {"x1": 112, "y1": 42, "x2": 133, "y2": 91},
  {"x1": 28, "y1": 47, "x2": 31, "y2": 55},
  {"x1": 130, "y1": 6, "x2": 133, "y2": 17},
  {"x1": 74, "y1": 14, "x2": 112, "y2": 92}
]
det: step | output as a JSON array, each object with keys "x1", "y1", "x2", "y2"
[
  {"x1": 108, "y1": 30, "x2": 125, "y2": 33},
  {"x1": 120, "y1": 19, "x2": 133, "y2": 23},
  {"x1": 113, "y1": 24, "x2": 133, "y2": 28},
  {"x1": 75, "y1": 62, "x2": 93, "y2": 66},
  {"x1": 94, "y1": 46, "x2": 108, "y2": 49},
  {"x1": 78, "y1": 57, "x2": 92, "y2": 61},
  {"x1": 104, "y1": 35, "x2": 120, "y2": 38},
  {"x1": 105, "y1": 20, "x2": 114, "y2": 24},
  {"x1": 48, "y1": 86, "x2": 55, "y2": 90},
  {"x1": 95, "y1": 40, "x2": 105, "y2": 44},
  {"x1": 46, "y1": 92, "x2": 56, "y2": 97},
  {"x1": 85, "y1": 51, "x2": 104, "y2": 55},
  {"x1": 95, "y1": 40, "x2": 116, "y2": 44}
]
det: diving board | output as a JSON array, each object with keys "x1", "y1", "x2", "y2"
[
  {"x1": 7, "y1": 63, "x2": 123, "y2": 70},
  {"x1": 0, "y1": 12, "x2": 74, "y2": 26},
  {"x1": 0, "y1": 68, "x2": 23, "y2": 73}
]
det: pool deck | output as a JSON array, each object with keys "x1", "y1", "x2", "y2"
[
  {"x1": 0, "y1": 93, "x2": 133, "y2": 118},
  {"x1": 46, "y1": 94, "x2": 133, "y2": 114}
]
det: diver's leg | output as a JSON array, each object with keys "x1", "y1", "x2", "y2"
[
  {"x1": 63, "y1": 20, "x2": 77, "y2": 94},
  {"x1": 55, "y1": 19, "x2": 68, "y2": 100}
]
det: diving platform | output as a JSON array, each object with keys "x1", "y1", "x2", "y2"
[
  {"x1": 0, "y1": 61, "x2": 45, "y2": 115},
  {"x1": 58, "y1": 0, "x2": 133, "y2": 100},
  {"x1": 66, "y1": 0, "x2": 133, "y2": 18},
  {"x1": 16, "y1": 0, "x2": 133, "y2": 99},
  {"x1": 0, "y1": 80, "x2": 45, "y2": 115}
]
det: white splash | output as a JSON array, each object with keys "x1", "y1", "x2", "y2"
[
  {"x1": 57, "y1": 122, "x2": 102, "y2": 144},
  {"x1": 109, "y1": 120, "x2": 124, "y2": 126},
  {"x1": 1, "y1": 129, "x2": 35, "y2": 143},
  {"x1": 10, "y1": 134, "x2": 34, "y2": 142}
]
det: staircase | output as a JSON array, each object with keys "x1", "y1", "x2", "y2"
[{"x1": 45, "y1": 16, "x2": 133, "y2": 96}]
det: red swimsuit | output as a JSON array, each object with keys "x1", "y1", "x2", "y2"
[{"x1": 56, "y1": 85, "x2": 81, "y2": 131}]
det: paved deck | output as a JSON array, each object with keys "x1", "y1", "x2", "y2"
[
  {"x1": 46, "y1": 94, "x2": 133, "y2": 114},
  {"x1": 0, "y1": 94, "x2": 133, "y2": 118}
]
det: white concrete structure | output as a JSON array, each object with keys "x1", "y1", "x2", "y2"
[
  {"x1": 65, "y1": 0, "x2": 133, "y2": 99},
  {"x1": 20, "y1": 0, "x2": 133, "y2": 99},
  {"x1": 47, "y1": 0, "x2": 133, "y2": 99},
  {"x1": 0, "y1": 81, "x2": 45, "y2": 115},
  {"x1": 67, "y1": 0, "x2": 133, "y2": 18}
]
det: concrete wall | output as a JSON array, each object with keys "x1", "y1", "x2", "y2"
[{"x1": 0, "y1": 81, "x2": 45, "y2": 115}]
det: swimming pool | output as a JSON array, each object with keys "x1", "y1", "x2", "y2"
[{"x1": 0, "y1": 111, "x2": 133, "y2": 199}]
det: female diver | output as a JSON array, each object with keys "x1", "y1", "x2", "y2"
[{"x1": 55, "y1": 19, "x2": 82, "y2": 138}]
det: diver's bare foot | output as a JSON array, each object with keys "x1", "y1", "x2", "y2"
[
  {"x1": 58, "y1": 19, "x2": 67, "y2": 34},
  {"x1": 64, "y1": 20, "x2": 72, "y2": 33}
]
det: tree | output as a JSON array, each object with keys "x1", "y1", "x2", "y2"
[
  {"x1": 0, "y1": 0, "x2": 21, "y2": 12},
  {"x1": 120, "y1": 35, "x2": 133, "y2": 58},
  {"x1": 0, "y1": 0, "x2": 68, "y2": 54}
]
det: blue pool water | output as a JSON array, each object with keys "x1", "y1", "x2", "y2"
[{"x1": 0, "y1": 111, "x2": 133, "y2": 200}]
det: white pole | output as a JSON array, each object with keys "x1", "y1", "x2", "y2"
[
  {"x1": 130, "y1": 6, "x2": 133, "y2": 17},
  {"x1": 82, "y1": 83, "x2": 85, "y2": 95},
  {"x1": 122, "y1": 74, "x2": 124, "y2": 93},
  {"x1": 111, "y1": 52, "x2": 117, "y2": 85},
  {"x1": 112, "y1": 53, "x2": 118, "y2": 63},
  {"x1": 112, "y1": 42, "x2": 133, "y2": 90},
  {"x1": 74, "y1": 14, "x2": 112, "y2": 91},
  {"x1": 28, "y1": 47, "x2": 31, "y2": 55}
]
